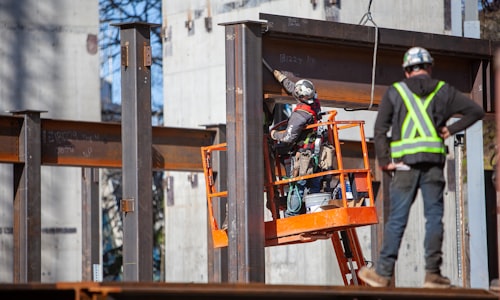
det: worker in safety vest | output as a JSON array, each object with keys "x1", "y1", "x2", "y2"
[
  {"x1": 358, "y1": 47, "x2": 484, "y2": 288},
  {"x1": 270, "y1": 75, "x2": 323, "y2": 217}
]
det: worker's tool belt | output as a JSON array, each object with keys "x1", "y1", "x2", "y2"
[
  {"x1": 293, "y1": 149, "x2": 314, "y2": 177},
  {"x1": 319, "y1": 144, "x2": 335, "y2": 170},
  {"x1": 293, "y1": 143, "x2": 335, "y2": 177}
]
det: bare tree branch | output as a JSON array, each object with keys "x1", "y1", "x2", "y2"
[{"x1": 99, "y1": 0, "x2": 163, "y2": 82}]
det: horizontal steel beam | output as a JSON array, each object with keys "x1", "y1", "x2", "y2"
[
  {"x1": 260, "y1": 13, "x2": 499, "y2": 112},
  {"x1": 0, "y1": 282, "x2": 496, "y2": 300},
  {"x1": 0, "y1": 115, "x2": 216, "y2": 172}
]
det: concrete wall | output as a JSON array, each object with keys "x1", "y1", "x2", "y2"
[
  {"x1": 163, "y1": 0, "x2": 467, "y2": 287},
  {"x1": 0, "y1": 0, "x2": 100, "y2": 282}
]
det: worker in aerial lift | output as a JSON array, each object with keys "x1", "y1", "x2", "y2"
[
  {"x1": 358, "y1": 47, "x2": 485, "y2": 288},
  {"x1": 269, "y1": 73, "x2": 324, "y2": 217}
]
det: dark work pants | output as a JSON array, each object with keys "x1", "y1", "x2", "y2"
[{"x1": 376, "y1": 165, "x2": 445, "y2": 278}]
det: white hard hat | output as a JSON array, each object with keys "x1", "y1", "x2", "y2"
[
  {"x1": 293, "y1": 79, "x2": 316, "y2": 104},
  {"x1": 402, "y1": 47, "x2": 434, "y2": 69}
]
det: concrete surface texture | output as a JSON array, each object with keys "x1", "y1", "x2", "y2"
[{"x1": 0, "y1": 0, "x2": 100, "y2": 282}]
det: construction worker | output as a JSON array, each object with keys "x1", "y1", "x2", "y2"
[
  {"x1": 358, "y1": 46, "x2": 485, "y2": 288},
  {"x1": 270, "y1": 73, "x2": 323, "y2": 217}
]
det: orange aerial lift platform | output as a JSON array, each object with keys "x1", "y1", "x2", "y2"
[{"x1": 201, "y1": 109, "x2": 378, "y2": 286}]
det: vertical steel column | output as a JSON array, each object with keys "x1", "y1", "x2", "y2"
[
  {"x1": 223, "y1": 21, "x2": 265, "y2": 283},
  {"x1": 81, "y1": 168, "x2": 100, "y2": 281},
  {"x1": 205, "y1": 124, "x2": 228, "y2": 283},
  {"x1": 463, "y1": 1, "x2": 487, "y2": 288},
  {"x1": 495, "y1": 48, "x2": 500, "y2": 289},
  {"x1": 114, "y1": 22, "x2": 157, "y2": 281},
  {"x1": 12, "y1": 110, "x2": 43, "y2": 283},
  {"x1": 467, "y1": 72, "x2": 488, "y2": 288}
]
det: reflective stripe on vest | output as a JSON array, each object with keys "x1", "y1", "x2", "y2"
[{"x1": 390, "y1": 81, "x2": 446, "y2": 158}]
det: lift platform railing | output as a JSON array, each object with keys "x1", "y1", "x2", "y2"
[{"x1": 201, "y1": 110, "x2": 378, "y2": 250}]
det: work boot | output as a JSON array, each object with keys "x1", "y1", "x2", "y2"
[
  {"x1": 423, "y1": 272, "x2": 451, "y2": 288},
  {"x1": 358, "y1": 266, "x2": 390, "y2": 287}
]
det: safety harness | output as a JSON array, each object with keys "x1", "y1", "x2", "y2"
[
  {"x1": 390, "y1": 81, "x2": 446, "y2": 158},
  {"x1": 294, "y1": 102, "x2": 319, "y2": 123},
  {"x1": 294, "y1": 101, "x2": 320, "y2": 151}
]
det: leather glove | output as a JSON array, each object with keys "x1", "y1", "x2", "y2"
[
  {"x1": 273, "y1": 70, "x2": 287, "y2": 83},
  {"x1": 270, "y1": 129, "x2": 278, "y2": 140}
]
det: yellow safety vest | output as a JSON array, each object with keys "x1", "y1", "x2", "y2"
[{"x1": 390, "y1": 81, "x2": 446, "y2": 158}]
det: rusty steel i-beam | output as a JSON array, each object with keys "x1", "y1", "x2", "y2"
[
  {"x1": 0, "y1": 116, "x2": 214, "y2": 171},
  {"x1": 2, "y1": 114, "x2": 215, "y2": 282},
  {"x1": 0, "y1": 21, "x2": 216, "y2": 283},
  {"x1": 114, "y1": 21, "x2": 156, "y2": 282},
  {"x1": 220, "y1": 13, "x2": 500, "y2": 285},
  {"x1": 1, "y1": 12, "x2": 499, "y2": 299}
]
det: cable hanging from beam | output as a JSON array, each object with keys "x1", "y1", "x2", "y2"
[{"x1": 345, "y1": 0, "x2": 379, "y2": 111}]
